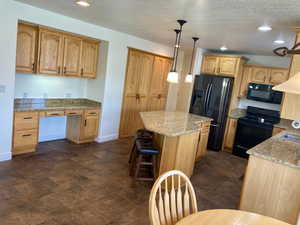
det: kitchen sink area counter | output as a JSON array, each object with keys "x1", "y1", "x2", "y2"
[
  {"x1": 140, "y1": 111, "x2": 212, "y2": 137},
  {"x1": 140, "y1": 111, "x2": 212, "y2": 177}
]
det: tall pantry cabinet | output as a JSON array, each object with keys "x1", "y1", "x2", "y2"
[{"x1": 119, "y1": 49, "x2": 172, "y2": 138}]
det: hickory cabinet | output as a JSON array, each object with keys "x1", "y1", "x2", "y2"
[
  {"x1": 16, "y1": 23, "x2": 38, "y2": 73},
  {"x1": 201, "y1": 54, "x2": 239, "y2": 77},
  {"x1": 223, "y1": 118, "x2": 237, "y2": 151},
  {"x1": 16, "y1": 22, "x2": 100, "y2": 79},
  {"x1": 195, "y1": 122, "x2": 211, "y2": 160},
  {"x1": 238, "y1": 65, "x2": 289, "y2": 97},
  {"x1": 119, "y1": 49, "x2": 172, "y2": 138}
]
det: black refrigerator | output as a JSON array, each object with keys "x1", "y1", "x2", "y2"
[{"x1": 189, "y1": 74, "x2": 234, "y2": 151}]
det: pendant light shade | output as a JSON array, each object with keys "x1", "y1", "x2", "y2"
[
  {"x1": 185, "y1": 37, "x2": 199, "y2": 83},
  {"x1": 167, "y1": 20, "x2": 187, "y2": 83}
]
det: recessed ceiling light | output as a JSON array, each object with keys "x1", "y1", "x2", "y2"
[
  {"x1": 274, "y1": 39, "x2": 285, "y2": 44},
  {"x1": 258, "y1": 25, "x2": 272, "y2": 32},
  {"x1": 76, "y1": 0, "x2": 90, "y2": 7},
  {"x1": 220, "y1": 46, "x2": 228, "y2": 51}
]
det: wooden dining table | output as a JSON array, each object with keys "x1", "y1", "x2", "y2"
[{"x1": 175, "y1": 209, "x2": 292, "y2": 225}]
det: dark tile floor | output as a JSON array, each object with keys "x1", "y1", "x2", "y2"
[{"x1": 0, "y1": 138, "x2": 247, "y2": 225}]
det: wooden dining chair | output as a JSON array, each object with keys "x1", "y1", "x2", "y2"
[{"x1": 149, "y1": 170, "x2": 198, "y2": 225}]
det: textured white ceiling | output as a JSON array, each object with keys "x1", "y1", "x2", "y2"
[{"x1": 14, "y1": 0, "x2": 300, "y2": 55}]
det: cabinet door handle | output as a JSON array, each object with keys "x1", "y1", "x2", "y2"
[
  {"x1": 23, "y1": 117, "x2": 32, "y2": 120},
  {"x1": 58, "y1": 66, "x2": 61, "y2": 74},
  {"x1": 89, "y1": 112, "x2": 97, "y2": 115},
  {"x1": 84, "y1": 119, "x2": 87, "y2": 126},
  {"x1": 68, "y1": 112, "x2": 77, "y2": 115},
  {"x1": 22, "y1": 134, "x2": 32, "y2": 137},
  {"x1": 32, "y1": 63, "x2": 35, "y2": 71},
  {"x1": 50, "y1": 113, "x2": 59, "y2": 116},
  {"x1": 64, "y1": 67, "x2": 67, "y2": 74},
  {"x1": 81, "y1": 68, "x2": 84, "y2": 76}
]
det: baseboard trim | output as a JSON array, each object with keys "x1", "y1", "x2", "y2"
[
  {"x1": 39, "y1": 134, "x2": 66, "y2": 142},
  {"x1": 0, "y1": 152, "x2": 12, "y2": 162},
  {"x1": 95, "y1": 134, "x2": 118, "y2": 143}
]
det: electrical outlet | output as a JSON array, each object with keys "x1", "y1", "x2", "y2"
[
  {"x1": 0, "y1": 85, "x2": 6, "y2": 93},
  {"x1": 23, "y1": 92, "x2": 28, "y2": 98},
  {"x1": 65, "y1": 93, "x2": 72, "y2": 98}
]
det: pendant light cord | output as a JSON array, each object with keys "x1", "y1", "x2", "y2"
[
  {"x1": 189, "y1": 37, "x2": 199, "y2": 74},
  {"x1": 171, "y1": 29, "x2": 180, "y2": 72}
]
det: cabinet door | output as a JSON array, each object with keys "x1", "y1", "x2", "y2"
[
  {"x1": 239, "y1": 66, "x2": 252, "y2": 97},
  {"x1": 16, "y1": 23, "x2": 37, "y2": 73},
  {"x1": 82, "y1": 115, "x2": 99, "y2": 139},
  {"x1": 201, "y1": 56, "x2": 218, "y2": 74},
  {"x1": 196, "y1": 122, "x2": 211, "y2": 161},
  {"x1": 268, "y1": 69, "x2": 289, "y2": 85},
  {"x1": 81, "y1": 40, "x2": 99, "y2": 78},
  {"x1": 62, "y1": 35, "x2": 82, "y2": 77},
  {"x1": 147, "y1": 56, "x2": 171, "y2": 111},
  {"x1": 224, "y1": 118, "x2": 237, "y2": 150},
  {"x1": 251, "y1": 67, "x2": 268, "y2": 83},
  {"x1": 119, "y1": 50, "x2": 154, "y2": 137},
  {"x1": 218, "y1": 57, "x2": 237, "y2": 76},
  {"x1": 38, "y1": 29, "x2": 63, "y2": 75}
]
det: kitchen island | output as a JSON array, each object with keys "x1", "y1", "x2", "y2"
[
  {"x1": 240, "y1": 131, "x2": 300, "y2": 225},
  {"x1": 140, "y1": 111, "x2": 212, "y2": 177}
]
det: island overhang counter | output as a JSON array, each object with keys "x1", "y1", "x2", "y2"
[{"x1": 140, "y1": 111, "x2": 212, "y2": 177}]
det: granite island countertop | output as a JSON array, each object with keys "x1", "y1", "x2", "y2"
[
  {"x1": 247, "y1": 130, "x2": 300, "y2": 170},
  {"x1": 140, "y1": 111, "x2": 213, "y2": 137},
  {"x1": 14, "y1": 98, "x2": 101, "y2": 112}
]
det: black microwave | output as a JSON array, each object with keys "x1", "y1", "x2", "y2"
[{"x1": 247, "y1": 83, "x2": 283, "y2": 104}]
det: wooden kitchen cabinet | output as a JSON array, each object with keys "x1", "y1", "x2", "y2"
[
  {"x1": 196, "y1": 121, "x2": 211, "y2": 160},
  {"x1": 239, "y1": 66, "x2": 252, "y2": 97},
  {"x1": 38, "y1": 29, "x2": 64, "y2": 75},
  {"x1": 66, "y1": 109, "x2": 100, "y2": 144},
  {"x1": 251, "y1": 67, "x2": 268, "y2": 83},
  {"x1": 223, "y1": 118, "x2": 237, "y2": 151},
  {"x1": 81, "y1": 40, "x2": 99, "y2": 78},
  {"x1": 147, "y1": 56, "x2": 172, "y2": 111},
  {"x1": 62, "y1": 35, "x2": 82, "y2": 77},
  {"x1": 268, "y1": 68, "x2": 289, "y2": 85},
  {"x1": 201, "y1": 54, "x2": 241, "y2": 77},
  {"x1": 16, "y1": 22, "x2": 38, "y2": 73}
]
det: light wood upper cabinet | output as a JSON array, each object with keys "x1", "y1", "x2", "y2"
[
  {"x1": 239, "y1": 66, "x2": 252, "y2": 97},
  {"x1": 81, "y1": 40, "x2": 99, "y2": 78},
  {"x1": 38, "y1": 29, "x2": 63, "y2": 75},
  {"x1": 62, "y1": 35, "x2": 82, "y2": 77},
  {"x1": 251, "y1": 67, "x2": 268, "y2": 83},
  {"x1": 268, "y1": 68, "x2": 289, "y2": 85},
  {"x1": 201, "y1": 55, "x2": 240, "y2": 77},
  {"x1": 218, "y1": 57, "x2": 237, "y2": 76},
  {"x1": 16, "y1": 23, "x2": 38, "y2": 73},
  {"x1": 201, "y1": 56, "x2": 218, "y2": 74}
]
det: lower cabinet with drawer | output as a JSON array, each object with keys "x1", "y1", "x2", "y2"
[
  {"x1": 13, "y1": 112, "x2": 39, "y2": 155},
  {"x1": 66, "y1": 109, "x2": 100, "y2": 144},
  {"x1": 195, "y1": 121, "x2": 211, "y2": 161}
]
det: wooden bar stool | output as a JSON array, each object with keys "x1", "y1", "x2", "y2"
[
  {"x1": 128, "y1": 129, "x2": 154, "y2": 164},
  {"x1": 130, "y1": 138, "x2": 159, "y2": 181}
]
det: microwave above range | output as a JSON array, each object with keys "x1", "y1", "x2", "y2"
[{"x1": 247, "y1": 82, "x2": 283, "y2": 104}]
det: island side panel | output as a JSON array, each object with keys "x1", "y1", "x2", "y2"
[
  {"x1": 240, "y1": 155, "x2": 300, "y2": 225},
  {"x1": 157, "y1": 131, "x2": 200, "y2": 177}
]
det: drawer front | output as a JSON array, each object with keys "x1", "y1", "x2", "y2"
[
  {"x1": 65, "y1": 109, "x2": 83, "y2": 116},
  {"x1": 14, "y1": 112, "x2": 38, "y2": 131},
  {"x1": 13, "y1": 129, "x2": 38, "y2": 148},
  {"x1": 200, "y1": 122, "x2": 211, "y2": 133},
  {"x1": 45, "y1": 110, "x2": 65, "y2": 117},
  {"x1": 85, "y1": 109, "x2": 100, "y2": 116}
]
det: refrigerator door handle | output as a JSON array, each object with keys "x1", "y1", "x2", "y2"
[{"x1": 205, "y1": 83, "x2": 213, "y2": 113}]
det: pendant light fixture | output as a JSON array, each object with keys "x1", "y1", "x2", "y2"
[
  {"x1": 167, "y1": 20, "x2": 187, "y2": 83},
  {"x1": 185, "y1": 37, "x2": 199, "y2": 83}
]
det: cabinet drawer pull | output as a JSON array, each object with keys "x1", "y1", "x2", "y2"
[
  {"x1": 50, "y1": 113, "x2": 59, "y2": 116},
  {"x1": 88, "y1": 112, "x2": 97, "y2": 115},
  {"x1": 22, "y1": 134, "x2": 32, "y2": 137},
  {"x1": 23, "y1": 117, "x2": 33, "y2": 120},
  {"x1": 68, "y1": 112, "x2": 77, "y2": 115}
]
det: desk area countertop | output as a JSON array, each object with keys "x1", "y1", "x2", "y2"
[
  {"x1": 140, "y1": 111, "x2": 212, "y2": 137},
  {"x1": 14, "y1": 98, "x2": 101, "y2": 112}
]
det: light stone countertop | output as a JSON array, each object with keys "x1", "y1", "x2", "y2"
[
  {"x1": 247, "y1": 130, "x2": 300, "y2": 170},
  {"x1": 140, "y1": 111, "x2": 213, "y2": 137},
  {"x1": 228, "y1": 108, "x2": 246, "y2": 119}
]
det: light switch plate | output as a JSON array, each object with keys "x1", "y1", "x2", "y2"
[{"x1": 0, "y1": 85, "x2": 5, "y2": 93}]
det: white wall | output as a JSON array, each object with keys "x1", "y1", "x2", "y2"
[{"x1": 0, "y1": 0, "x2": 173, "y2": 161}]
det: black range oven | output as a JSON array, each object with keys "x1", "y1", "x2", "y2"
[
  {"x1": 247, "y1": 82, "x2": 283, "y2": 104},
  {"x1": 233, "y1": 106, "x2": 280, "y2": 158}
]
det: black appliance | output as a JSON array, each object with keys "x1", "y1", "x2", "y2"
[
  {"x1": 247, "y1": 82, "x2": 283, "y2": 104},
  {"x1": 190, "y1": 74, "x2": 234, "y2": 151},
  {"x1": 233, "y1": 106, "x2": 280, "y2": 158}
]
